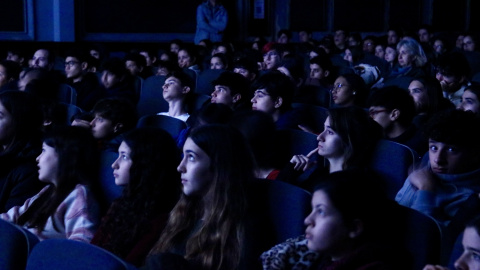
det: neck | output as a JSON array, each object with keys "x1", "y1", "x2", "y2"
[
  {"x1": 386, "y1": 123, "x2": 408, "y2": 139},
  {"x1": 167, "y1": 100, "x2": 187, "y2": 117},
  {"x1": 328, "y1": 157, "x2": 345, "y2": 173}
]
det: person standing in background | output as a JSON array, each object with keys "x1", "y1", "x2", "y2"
[{"x1": 194, "y1": 0, "x2": 228, "y2": 44}]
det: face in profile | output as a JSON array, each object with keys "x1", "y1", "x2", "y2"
[
  {"x1": 408, "y1": 80, "x2": 429, "y2": 113},
  {"x1": 211, "y1": 85, "x2": 236, "y2": 106},
  {"x1": 177, "y1": 50, "x2": 193, "y2": 68},
  {"x1": 177, "y1": 138, "x2": 213, "y2": 197},
  {"x1": 0, "y1": 100, "x2": 14, "y2": 146},
  {"x1": 112, "y1": 141, "x2": 132, "y2": 186},
  {"x1": 331, "y1": 76, "x2": 355, "y2": 107},
  {"x1": 397, "y1": 46, "x2": 416, "y2": 67},
  {"x1": 101, "y1": 71, "x2": 122, "y2": 89},
  {"x1": 210, "y1": 56, "x2": 225, "y2": 70},
  {"x1": 37, "y1": 143, "x2": 59, "y2": 185},
  {"x1": 90, "y1": 114, "x2": 116, "y2": 140},
  {"x1": 384, "y1": 47, "x2": 397, "y2": 63},
  {"x1": 304, "y1": 189, "x2": 353, "y2": 259},
  {"x1": 316, "y1": 117, "x2": 344, "y2": 160},
  {"x1": 454, "y1": 227, "x2": 480, "y2": 270},
  {"x1": 251, "y1": 89, "x2": 278, "y2": 115}
]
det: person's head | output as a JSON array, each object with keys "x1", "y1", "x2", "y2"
[
  {"x1": 170, "y1": 39, "x2": 183, "y2": 54},
  {"x1": 233, "y1": 57, "x2": 258, "y2": 82},
  {"x1": 277, "y1": 29, "x2": 292, "y2": 44},
  {"x1": 396, "y1": 38, "x2": 427, "y2": 67},
  {"x1": 317, "y1": 106, "x2": 382, "y2": 170},
  {"x1": 387, "y1": 28, "x2": 402, "y2": 45},
  {"x1": 0, "y1": 91, "x2": 43, "y2": 151},
  {"x1": 456, "y1": 33, "x2": 466, "y2": 49},
  {"x1": 211, "y1": 71, "x2": 250, "y2": 108},
  {"x1": 17, "y1": 68, "x2": 50, "y2": 91},
  {"x1": 138, "y1": 49, "x2": 157, "y2": 67},
  {"x1": 408, "y1": 77, "x2": 444, "y2": 114},
  {"x1": 177, "y1": 46, "x2": 198, "y2": 68},
  {"x1": 334, "y1": 29, "x2": 347, "y2": 49},
  {"x1": 64, "y1": 48, "x2": 90, "y2": 82},
  {"x1": 418, "y1": 25, "x2": 433, "y2": 43},
  {"x1": 112, "y1": 128, "x2": 180, "y2": 201},
  {"x1": 30, "y1": 48, "x2": 55, "y2": 70},
  {"x1": 362, "y1": 35, "x2": 377, "y2": 53},
  {"x1": 384, "y1": 44, "x2": 398, "y2": 64},
  {"x1": 299, "y1": 30, "x2": 312, "y2": 43},
  {"x1": 347, "y1": 33, "x2": 362, "y2": 47},
  {"x1": 6, "y1": 49, "x2": 26, "y2": 67},
  {"x1": 162, "y1": 70, "x2": 194, "y2": 103},
  {"x1": 210, "y1": 53, "x2": 230, "y2": 70},
  {"x1": 463, "y1": 34, "x2": 477, "y2": 52},
  {"x1": 426, "y1": 109, "x2": 480, "y2": 174},
  {"x1": 156, "y1": 60, "x2": 177, "y2": 77},
  {"x1": 37, "y1": 126, "x2": 98, "y2": 187},
  {"x1": 435, "y1": 52, "x2": 470, "y2": 94},
  {"x1": 368, "y1": 86, "x2": 416, "y2": 132},
  {"x1": 90, "y1": 97, "x2": 137, "y2": 140},
  {"x1": 454, "y1": 215, "x2": 480, "y2": 270},
  {"x1": 331, "y1": 74, "x2": 368, "y2": 107},
  {"x1": 343, "y1": 47, "x2": 364, "y2": 64},
  {"x1": 0, "y1": 60, "x2": 21, "y2": 89},
  {"x1": 124, "y1": 53, "x2": 147, "y2": 76},
  {"x1": 375, "y1": 43, "x2": 386, "y2": 59},
  {"x1": 309, "y1": 55, "x2": 333, "y2": 82},
  {"x1": 251, "y1": 72, "x2": 295, "y2": 117},
  {"x1": 101, "y1": 57, "x2": 129, "y2": 89},
  {"x1": 277, "y1": 54, "x2": 305, "y2": 87},
  {"x1": 262, "y1": 43, "x2": 282, "y2": 70},
  {"x1": 458, "y1": 83, "x2": 480, "y2": 115},
  {"x1": 304, "y1": 169, "x2": 389, "y2": 258},
  {"x1": 432, "y1": 37, "x2": 448, "y2": 55}
]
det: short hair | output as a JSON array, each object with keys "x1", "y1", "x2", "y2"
[
  {"x1": 0, "y1": 60, "x2": 21, "y2": 80},
  {"x1": 102, "y1": 57, "x2": 129, "y2": 78},
  {"x1": 211, "y1": 71, "x2": 250, "y2": 96},
  {"x1": 252, "y1": 71, "x2": 295, "y2": 112},
  {"x1": 124, "y1": 53, "x2": 147, "y2": 68},
  {"x1": 435, "y1": 52, "x2": 471, "y2": 79},
  {"x1": 233, "y1": 57, "x2": 258, "y2": 75},
  {"x1": 396, "y1": 38, "x2": 427, "y2": 67},
  {"x1": 368, "y1": 86, "x2": 416, "y2": 126},
  {"x1": 425, "y1": 109, "x2": 480, "y2": 152},
  {"x1": 167, "y1": 70, "x2": 195, "y2": 90},
  {"x1": 310, "y1": 55, "x2": 333, "y2": 72},
  {"x1": 65, "y1": 47, "x2": 90, "y2": 64},
  {"x1": 92, "y1": 97, "x2": 137, "y2": 132}
]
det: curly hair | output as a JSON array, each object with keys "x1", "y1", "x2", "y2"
[
  {"x1": 96, "y1": 128, "x2": 181, "y2": 260},
  {"x1": 150, "y1": 124, "x2": 255, "y2": 270}
]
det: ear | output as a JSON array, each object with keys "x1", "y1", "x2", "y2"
[
  {"x1": 232, "y1": 93, "x2": 241, "y2": 103},
  {"x1": 113, "y1": 123, "x2": 124, "y2": 133},
  {"x1": 348, "y1": 219, "x2": 364, "y2": 239},
  {"x1": 324, "y1": 70, "x2": 330, "y2": 77},
  {"x1": 390, "y1": 109, "x2": 400, "y2": 121},
  {"x1": 81, "y1": 62, "x2": 88, "y2": 71},
  {"x1": 182, "y1": 86, "x2": 191, "y2": 94},
  {"x1": 353, "y1": 91, "x2": 356, "y2": 95},
  {"x1": 274, "y1": 97, "x2": 283, "y2": 109}
]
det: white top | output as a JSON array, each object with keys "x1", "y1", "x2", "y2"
[{"x1": 157, "y1": 112, "x2": 190, "y2": 122}]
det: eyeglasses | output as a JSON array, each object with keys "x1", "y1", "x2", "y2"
[
  {"x1": 331, "y1": 83, "x2": 349, "y2": 93},
  {"x1": 369, "y1": 109, "x2": 389, "y2": 118},
  {"x1": 65, "y1": 61, "x2": 80, "y2": 67}
]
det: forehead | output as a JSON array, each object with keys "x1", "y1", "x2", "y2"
[
  {"x1": 34, "y1": 49, "x2": 48, "y2": 57},
  {"x1": 166, "y1": 76, "x2": 181, "y2": 83},
  {"x1": 118, "y1": 141, "x2": 131, "y2": 153},
  {"x1": 408, "y1": 80, "x2": 424, "y2": 89},
  {"x1": 334, "y1": 76, "x2": 347, "y2": 83},
  {"x1": 66, "y1": 56, "x2": 79, "y2": 62},
  {"x1": 310, "y1": 63, "x2": 321, "y2": 69}
]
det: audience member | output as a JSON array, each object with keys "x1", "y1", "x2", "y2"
[
  {"x1": 0, "y1": 126, "x2": 101, "y2": 242},
  {"x1": 435, "y1": 52, "x2": 471, "y2": 106},
  {"x1": 91, "y1": 128, "x2": 181, "y2": 267},
  {"x1": 210, "y1": 70, "x2": 250, "y2": 112},
  {"x1": 157, "y1": 70, "x2": 194, "y2": 122},
  {"x1": 331, "y1": 73, "x2": 368, "y2": 108},
  {"x1": 458, "y1": 83, "x2": 480, "y2": 115},
  {"x1": 145, "y1": 124, "x2": 255, "y2": 270},
  {"x1": 0, "y1": 60, "x2": 21, "y2": 92},
  {"x1": 124, "y1": 52, "x2": 153, "y2": 79},
  {"x1": 194, "y1": 0, "x2": 228, "y2": 44}
]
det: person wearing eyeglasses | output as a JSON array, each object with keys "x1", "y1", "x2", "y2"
[
  {"x1": 435, "y1": 52, "x2": 471, "y2": 107},
  {"x1": 64, "y1": 48, "x2": 101, "y2": 110},
  {"x1": 331, "y1": 73, "x2": 368, "y2": 108},
  {"x1": 368, "y1": 86, "x2": 428, "y2": 155}
]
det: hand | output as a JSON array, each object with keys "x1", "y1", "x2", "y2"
[
  {"x1": 423, "y1": 264, "x2": 449, "y2": 270},
  {"x1": 409, "y1": 166, "x2": 437, "y2": 191},
  {"x1": 290, "y1": 148, "x2": 318, "y2": 171}
]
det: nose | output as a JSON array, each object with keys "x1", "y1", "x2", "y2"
[
  {"x1": 304, "y1": 211, "x2": 313, "y2": 226},
  {"x1": 211, "y1": 90, "x2": 217, "y2": 97},
  {"x1": 436, "y1": 73, "x2": 444, "y2": 81},
  {"x1": 111, "y1": 157, "x2": 119, "y2": 169},
  {"x1": 454, "y1": 252, "x2": 467, "y2": 270},
  {"x1": 89, "y1": 119, "x2": 95, "y2": 127},
  {"x1": 177, "y1": 158, "x2": 186, "y2": 173},
  {"x1": 317, "y1": 130, "x2": 326, "y2": 142},
  {"x1": 433, "y1": 148, "x2": 447, "y2": 166},
  {"x1": 251, "y1": 96, "x2": 256, "y2": 103}
]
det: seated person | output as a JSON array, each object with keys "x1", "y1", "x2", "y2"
[
  {"x1": 88, "y1": 97, "x2": 138, "y2": 151},
  {"x1": 251, "y1": 71, "x2": 302, "y2": 129},
  {"x1": 210, "y1": 71, "x2": 250, "y2": 112},
  {"x1": 0, "y1": 60, "x2": 21, "y2": 92},
  {"x1": 435, "y1": 52, "x2": 471, "y2": 107},
  {"x1": 395, "y1": 109, "x2": 480, "y2": 228},
  {"x1": 64, "y1": 48, "x2": 101, "y2": 110},
  {"x1": 233, "y1": 57, "x2": 258, "y2": 82},
  {"x1": 157, "y1": 70, "x2": 194, "y2": 123},
  {"x1": 124, "y1": 52, "x2": 153, "y2": 79},
  {"x1": 368, "y1": 86, "x2": 428, "y2": 155},
  {"x1": 261, "y1": 170, "x2": 410, "y2": 270}
]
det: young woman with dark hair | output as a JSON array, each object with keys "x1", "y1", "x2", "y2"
[
  {"x1": 145, "y1": 124, "x2": 255, "y2": 270},
  {"x1": 0, "y1": 126, "x2": 101, "y2": 242},
  {"x1": 91, "y1": 128, "x2": 181, "y2": 266}
]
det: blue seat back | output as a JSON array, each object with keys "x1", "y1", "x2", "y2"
[
  {"x1": 137, "y1": 75, "x2": 168, "y2": 117},
  {"x1": 0, "y1": 219, "x2": 39, "y2": 270}
]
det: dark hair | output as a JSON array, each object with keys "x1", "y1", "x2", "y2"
[
  {"x1": 277, "y1": 29, "x2": 292, "y2": 40},
  {"x1": 312, "y1": 169, "x2": 390, "y2": 243},
  {"x1": 337, "y1": 73, "x2": 368, "y2": 107},
  {"x1": 92, "y1": 97, "x2": 138, "y2": 132},
  {"x1": 212, "y1": 71, "x2": 250, "y2": 96},
  {"x1": 65, "y1": 47, "x2": 90, "y2": 64},
  {"x1": 167, "y1": 70, "x2": 195, "y2": 90},
  {"x1": 102, "y1": 57, "x2": 129, "y2": 78},
  {"x1": 465, "y1": 83, "x2": 480, "y2": 103},
  {"x1": 0, "y1": 91, "x2": 43, "y2": 153},
  {"x1": 328, "y1": 106, "x2": 383, "y2": 169},
  {"x1": 17, "y1": 126, "x2": 99, "y2": 230},
  {"x1": 151, "y1": 124, "x2": 254, "y2": 270},
  {"x1": 368, "y1": 86, "x2": 416, "y2": 126},
  {"x1": 178, "y1": 45, "x2": 199, "y2": 66},
  {"x1": 233, "y1": 57, "x2": 258, "y2": 76},
  {"x1": 252, "y1": 72, "x2": 295, "y2": 112},
  {"x1": 124, "y1": 53, "x2": 147, "y2": 69},
  {"x1": 0, "y1": 60, "x2": 21, "y2": 81},
  {"x1": 425, "y1": 109, "x2": 480, "y2": 153},
  {"x1": 466, "y1": 215, "x2": 480, "y2": 237},
  {"x1": 409, "y1": 77, "x2": 451, "y2": 114},
  {"x1": 96, "y1": 128, "x2": 181, "y2": 258},
  {"x1": 435, "y1": 52, "x2": 470, "y2": 79},
  {"x1": 210, "y1": 53, "x2": 231, "y2": 70}
]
